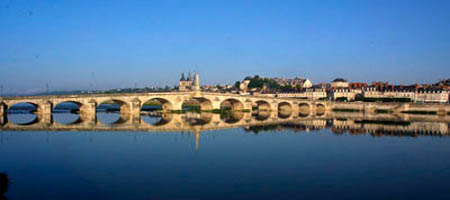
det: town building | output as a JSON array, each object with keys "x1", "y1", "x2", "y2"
[
  {"x1": 363, "y1": 87, "x2": 387, "y2": 98},
  {"x1": 414, "y1": 89, "x2": 449, "y2": 103},
  {"x1": 328, "y1": 88, "x2": 362, "y2": 101},
  {"x1": 179, "y1": 72, "x2": 200, "y2": 92},
  {"x1": 330, "y1": 78, "x2": 349, "y2": 88},
  {"x1": 362, "y1": 87, "x2": 449, "y2": 103},
  {"x1": 272, "y1": 77, "x2": 313, "y2": 88},
  {"x1": 276, "y1": 88, "x2": 327, "y2": 100},
  {"x1": 239, "y1": 80, "x2": 251, "y2": 93}
]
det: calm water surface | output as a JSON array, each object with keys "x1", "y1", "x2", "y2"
[{"x1": 1, "y1": 112, "x2": 450, "y2": 200}]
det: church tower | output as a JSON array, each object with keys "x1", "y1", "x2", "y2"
[
  {"x1": 178, "y1": 72, "x2": 200, "y2": 91},
  {"x1": 179, "y1": 73, "x2": 192, "y2": 91},
  {"x1": 193, "y1": 72, "x2": 200, "y2": 91}
]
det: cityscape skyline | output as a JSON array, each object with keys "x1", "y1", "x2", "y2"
[{"x1": 1, "y1": 0, "x2": 450, "y2": 94}]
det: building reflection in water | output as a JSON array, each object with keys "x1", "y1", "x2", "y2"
[{"x1": 1, "y1": 110, "x2": 449, "y2": 151}]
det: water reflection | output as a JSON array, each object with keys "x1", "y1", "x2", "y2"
[
  {"x1": 141, "y1": 112, "x2": 173, "y2": 126},
  {"x1": 183, "y1": 112, "x2": 212, "y2": 126},
  {"x1": 6, "y1": 113, "x2": 38, "y2": 125},
  {"x1": 1, "y1": 111, "x2": 450, "y2": 200},
  {"x1": 0, "y1": 173, "x2": 9, "y2": 200},
  {"x1": 220, "y1": 111, "x2": 243, "y2": 123},
  {"x1": 53, "y1": 113, "x2": 81, "y2": 125},
  {"x1": 53, "y1": 102, "x2": 81, "y2": 125},
  {"x1": 253, "y1": 110, "x2": 271, "y2": 121},
  {"x1": 1, "y1": 111, "x2": 449, "y2": 137}
]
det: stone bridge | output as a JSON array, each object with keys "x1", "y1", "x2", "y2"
[
  {"x1": 1, "y1": 91, "x2": 449, "y2": 127},
  {"x1": 0, "y1": 91, "x2": 331, "y2": 125}
]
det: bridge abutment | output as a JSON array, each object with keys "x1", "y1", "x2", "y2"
[
  {"x1": 211, "y1": 101, "x2": 222, "y2": 111},
  {"x1": 363, "y1": 103, "x2": 376, "y2": 114},
  {"x1": 131, "y1": 99, "x2": 142, "y2": 124},
  {"x1": 437, "y1": 105, "x2": 447, "y2": 116},
  {"x1": 80, "y1": 100, "x2": 97, "y2": 124},
  {"x1": 243, "y1": 102, "x2": 252, "y2": 111},
  {"x1": 0, "y1": 103, "x2": 7, "y2": 125},
  {"x1": 172, "y1": 101, "x2": 183, "y2": 111},
  {"x1": 38, "y1": 101, "x2": 53, "y2": 125}
]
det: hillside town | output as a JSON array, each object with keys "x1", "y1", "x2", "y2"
[{"x1": 180, "y1": 73, "x2": 449, "y2": 103}]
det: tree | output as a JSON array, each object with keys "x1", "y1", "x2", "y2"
[{"x1": 234, "y1": 81, "x2": 241, "y2": 89}]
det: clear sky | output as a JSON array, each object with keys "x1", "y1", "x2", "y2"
[{"x1": 0, "y1": 0, "x2": 449, "y2": 94}]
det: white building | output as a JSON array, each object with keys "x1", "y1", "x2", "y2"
[
  {"x1": 363, "y1": 87, "x2": 449, "y2": 103},
  {"x1": 331, "y1": 78, "x2": 349, "y2": 88},
  {"x1": 329, "y1": 88, "x2": 362, "y2": 101},
  {"x1": 414, "y1": 90, "x2": 449, "y2": 103}
]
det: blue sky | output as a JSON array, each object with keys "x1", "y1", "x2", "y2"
[{"x1": 0, "y1": 0, "x2": 449, "y2": 94}]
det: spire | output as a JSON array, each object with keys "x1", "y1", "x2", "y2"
[
  {"x1": 180, "y1": 73, "x2": 185, "y2": 81},
  {"x1": 187, "y1": 72, "x2": 192, "y2": 81}
]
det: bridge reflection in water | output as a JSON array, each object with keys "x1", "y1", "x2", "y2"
[{"x1": 1, "y1": 107, "x2": 449, "y2": 150}]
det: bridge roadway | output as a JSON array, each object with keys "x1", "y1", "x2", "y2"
[{"x1": 0, "y1": 91, "x2": 449, "y2": 127}]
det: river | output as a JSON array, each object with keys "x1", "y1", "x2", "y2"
[{"x1": 0, "y1": 109, "x2": 449, "y2": 200}]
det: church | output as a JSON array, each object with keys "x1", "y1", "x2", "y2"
[{"x1": 179, "y1": 72, "x2": 200, "y2": 91}]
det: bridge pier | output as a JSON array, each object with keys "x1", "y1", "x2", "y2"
[
  {"x1": 310, "y1": 104, "x2": 317, "y2": 117},
  {"x1": 38, "y1": 100, "x2": 53, "y2": 125},
  {"x1": 211, "y1": 101, "x2": 221, "y2": 111},
  {"x1": 130, "y1": 98, "x2": 141, "y2": 124},
  {"x1": 393, "y1": 103, "x2": 410, "y2": 114},
  {"x1": 0, "y1": 102, "x2": 7, "y2": 125},
  {"x1": 80, "y1": 100, "x2": 97, "y2": 124},
  {"x1": 363, "y1": 103, "x2": 376, "y2": 114},
  {"x1": 172, "y1": 101, "x2": 183, "y2": 111},
  {"x1": 268, "y1": 110, "x2": 280, "y2": 121},
  {"x1": 437, "y1": 106, "x2": 447, "y2": 116},
  {"x1": 243, "y1": 102, "x2": 252, "y2": 111}
]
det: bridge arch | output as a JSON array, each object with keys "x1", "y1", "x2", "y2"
[
  {"x1": 141, "y1": 112, "x2": 173, "y2": 126},
  {"x1": 142, "y1": 98, "x2": 173, "y2": 111},
  {"x1": 278, "y1": 102, "x2": 293, "y2": 119},
  {"x1": 98, "y1": 99, "x2": 130, "y2": 112},
  {"x1": 220, "y1": 98, "x2": 244, "y2": 111},
  {"x1": 7, "y1": 102, "x2": 40, "y2": 125},
  {"x1": 254, "y1": 100, "x2": 271, "y2": 111},
  {"x1": 221, "y1": 111, "x2": 244, "y2": 124},
  {"x1": 193, "y1": 97, "x2": 213, "y2": 111},
  {"x1": 316, "y1": 103, "x2": 326, "y2": 116},
  {"x1": 181, "y1": 97, "x2": 213, "y2": 111},
  {"x1": 254, "y1": 110, "x2": 271, "y2": 121},
  {"x1": 53, "y1": 101, "x2": 83, "y2": 125},
  {"x1": 97, "y1": 99, "x2": 131, "y2": 124},
  {"x1": 298, "y1": 102, "x2": 311, "y2": 117}
]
